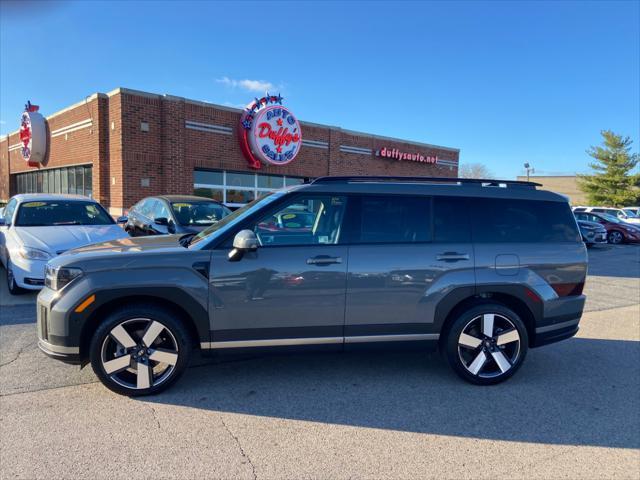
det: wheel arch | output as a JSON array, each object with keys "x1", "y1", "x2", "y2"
[
  {"x1": 78, "y1": 290, "x2": 207, "y2": 363},
  {"x1": 436, "y1": 286, "x2": 541, "y2": 348}
]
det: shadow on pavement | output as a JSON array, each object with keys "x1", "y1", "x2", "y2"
[
  {"x1": 586, "y1": 244, "x2": 640, "y2": 279},
  {"x1": 145, "y1": 337, "x2": 640, "y2": 450}
]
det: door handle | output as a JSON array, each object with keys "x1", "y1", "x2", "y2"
[
  {"x1": 307, "y1": 256, "x2": 342, "y2": 266},
  {"x1": 436, "y1": 252, "x2": 470, "y2": 262}
]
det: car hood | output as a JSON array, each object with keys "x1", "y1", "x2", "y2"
[
  {"x1": 15, "y1": 225, "x2": 129, "y2": 255},
  {"x1": 63, "y1": 234, "x2": 184, "y2": 256}
]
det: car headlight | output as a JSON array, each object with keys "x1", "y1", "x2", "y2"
[
  {"x1": 44, "y1": 265, "x2": 83, "y2": 290},
  {"x1": 18, "y1": 246, "x2": 51, "y2": 261}
]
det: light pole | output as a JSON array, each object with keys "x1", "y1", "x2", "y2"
[{"x1": 524, "y1": 163, "x2": 534, "y2": 182}]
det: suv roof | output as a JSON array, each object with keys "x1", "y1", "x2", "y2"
[
  {"x1": 13, "y1": 193, "x2": 93, "y2": 203},
  {"x1": 299, "y1": 176, "x2": 567, "y2": 202}
]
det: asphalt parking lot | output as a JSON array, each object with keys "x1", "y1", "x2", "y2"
[{"x1": 0, "y1": 245, "x2": 638, "y2": 479}]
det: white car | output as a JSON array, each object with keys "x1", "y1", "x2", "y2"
[
  {"x1": 0, "y1": 194, "x2": 129, "y2": 295},
  {"x1": 572, "y1": 206, "x2": 640, "y2": 225}
]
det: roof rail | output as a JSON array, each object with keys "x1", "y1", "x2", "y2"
[{"x1": 310, "y1": 176, "x2": 541, "y2": 188}]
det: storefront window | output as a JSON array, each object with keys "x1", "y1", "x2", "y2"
[
  {"x1": 193, "y1": 169, "x2": 306, "y2": 208},
  {"x1": 194, "y1": 170, "x2": 223, "y2": 185},
  {"x1": 225, "y1": 172, "x2": 255, "y2": 188},
  {"x1": 194, "y1": 187, "x2": 224, "y2": 202},
  {"x1": 13, "y1": 166, "x2": 93, "y2": 198},
  {"x1": 257, "y1": 174, "x2": 284, "y2": 189}
]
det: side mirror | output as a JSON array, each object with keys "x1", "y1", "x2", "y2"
[
  {"x1": 116, "y1": 215, "x2": 128, "y2": 224},
  {"x1": 154, "y1": 217, "x2": 169, "y2": 226},
  {"x1": 228, "y1": 229, "x2": 259, "y2": 261}
]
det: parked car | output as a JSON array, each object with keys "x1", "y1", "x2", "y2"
[
  {"x1": 576, "y1": 219, "x2": 607, "y2": 246},
  {"x1": 573, "y1": 206, "x2": 640, "y2": 225},
  {"x1": 574, "y1": 211, "x2": 640, "y2": 244},
  {"x1": 37, "y1": 176, "x2": 587, "y2": 396},
  {"x1": 623, "y1": 206, "x2": 640, "y2": 217},
  {"x1": 0, "y1": 194, "x2": 129, "y2": 294},
  {"x1": 123, "y1": 195, "x2": 232, "y2": 237}
]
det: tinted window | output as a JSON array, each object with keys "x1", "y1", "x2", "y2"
[
  {"x1": 151, "y1": 200, "x2": 170, "y2": 220},
  {"x1": 171, "y1": 201, "x2": 231, "y2": 226},
  {"x1": 15, "y1": 201, "x2": 114, "y2": 227},
  {"x1": 472, "y1": 198, "x2": 581, "y2": 243},
  {"x1": 254, "y1": 195, "x2": 347, "y2": 246},
  {"x1": 434, "y1": 197, "x2": 471, "y2": 243},
  {"x1": 354, "y1": 196, "x2": 431, "y2": 244}
]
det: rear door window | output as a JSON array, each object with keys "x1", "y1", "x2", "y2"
[
  {"x1": 351, "y1": 195, "x2": 431, "y2": 244},
  {"x1": 433, "y1": 197, "x2": 471, "y2": 243},
  {"x1": 472, "y1": 198, "x2": 581, "y2": 243}
]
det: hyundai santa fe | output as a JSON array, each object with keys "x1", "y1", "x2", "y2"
[{"x1": 37, "y1": 176, "x2": 587, "y2": 396}]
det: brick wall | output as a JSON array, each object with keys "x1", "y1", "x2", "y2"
[{"x1": 0, "y1": 87, "x2": 460, "y2": 208}]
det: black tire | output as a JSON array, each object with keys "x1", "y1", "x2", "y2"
[
  {"x1": 6, "y1": 259, "x2": 25, "y2": 296},
  {"x1": 90, "y1": 304, "x2": 192, "y2": 396},
  {"x1": 444, "y1": 303, "x2": 528, "y2": 385},
  {"x1": 607, "y1": 231, "x2": 624, "y2": 244}
]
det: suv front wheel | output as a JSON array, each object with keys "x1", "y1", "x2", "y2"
[
  {"x1": 90, "y1": 305, "x2": 192, "y2": 396},
  {"x1": 444, "y1": 304, "x2": 528, "y2": 385}
]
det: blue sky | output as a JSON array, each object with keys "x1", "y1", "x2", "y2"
[{"x1": 1, "y1": 0, "x2": 638, "y2": 179}]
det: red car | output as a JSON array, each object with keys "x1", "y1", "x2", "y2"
[{"x1": 574, "y1": 212, "x2": 640, "y2": 244}]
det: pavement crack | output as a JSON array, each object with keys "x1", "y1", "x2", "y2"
[
  {"x1": 144, "y1": 403, "x2": 162, "y2": 430},
  {"x1": 0, "y1": 341, "x2": 36, "y2": 368},
  {"x1": 221, "y1": 417, "x2": 257, "y2": 480}
]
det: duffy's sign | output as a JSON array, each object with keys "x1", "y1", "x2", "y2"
[
  {"x1": 19, "y1": 101, "x2": 47, "y2": 167},
  {"x1": 239, "y1": 94, "x2": 302, "y2": 169}
]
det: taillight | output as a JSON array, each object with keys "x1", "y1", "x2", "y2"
[{"x1": 551, "y1": 282, "x2": 585, "y2": 297}]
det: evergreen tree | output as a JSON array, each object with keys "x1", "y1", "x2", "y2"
[{"x1": 577, "y1": 130, "x2": 640, "y2": 206}]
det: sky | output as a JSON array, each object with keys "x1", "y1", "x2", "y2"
[{"x1": 1, "y1": 0, "x2": 638, "y2": 179}]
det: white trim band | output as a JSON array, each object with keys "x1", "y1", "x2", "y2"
[
  {"x1": 185, "y1": 120, "x2": 233, "y2": 135},
  {"x1": 8, "y1": 143, "x2": 22, "y2": 152},
  {"x1": 340, "y1": 145, "x2": 372, "y2": 155},
  {"x1": 302, "y1": 139, "x2": 329, "y2": 149},
  {"x1": 51, "y1": 119, "x2": 93, "y2": 138}
]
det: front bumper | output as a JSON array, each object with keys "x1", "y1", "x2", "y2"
[
  {"x1": 11, "y1": 256, "x2": 47, "y2": 290},
  {"x1": 37, "y1": 286, "x2": 83, "y2": 364}
]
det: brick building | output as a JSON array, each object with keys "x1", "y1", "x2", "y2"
[{"x1": 1, "y1": 88, "x2": 459, "y2": 213}]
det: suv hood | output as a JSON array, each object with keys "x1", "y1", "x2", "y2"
[
  {"x1": 62, "y1": 234, "x2": 185, "y2": 257},
  {"x1": 16, "y1": 225, "x2": 129, "y2": 255}
]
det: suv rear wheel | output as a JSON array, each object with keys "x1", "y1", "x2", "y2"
[
  {"x1": 90, "y1": 305, "x2": 192, "y2": 396},
  {"x1": 444, "y1": 303, "x2": 528, "y2": 385}
]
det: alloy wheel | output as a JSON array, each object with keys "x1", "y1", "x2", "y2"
[
  {"x1": 457, "y1": 313, "x2": 521, "y2": 379},
  {"x1": 100, "y1": 318, "x2": 179, "y2": 390},
  {"x1": 608, "y1": 231, "x2": 623, "y2": 244}
]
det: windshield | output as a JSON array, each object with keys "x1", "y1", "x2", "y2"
[
  {"x1": 15, "y1": 200, "x2": 115, "y2": 227},
  {"x1": 171, "y1": 201, "x2": 231, "y2": 226},
  {"x1": 622, "y1": 209, "x2": 638, "y2": 218},
  {"x1": 600, "y1": 213, "x2": 622, "y2": 224},
  {"x1": 189, "y1": 192, "x2": 284, "y2": 247}
]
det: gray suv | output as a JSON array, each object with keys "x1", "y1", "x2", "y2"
[{"x1": 37, "y1": 176, "x2": 587, "y2": 396}]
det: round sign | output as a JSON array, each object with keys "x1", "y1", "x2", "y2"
[
  {"x1": 239, "y1": 95, "x2": 302, "y2": 169},
  {"x1": 19, "y1": 107, "x2": 47, "y2": 165}
]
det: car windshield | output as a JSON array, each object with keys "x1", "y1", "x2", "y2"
[
  {"x1": 600, "y1": 213, "x2": 623, "y2": 224},
  {"x1": 15, "y1": 200, "x2": 115, "y2": 227},
  {"x1": 171, "y1": 201, "x2": 231, "y2": 226},
  {"x1": 188, "y1": 192, "x2": 284, "y2": 247},
  {"x1": 622, "y1": 209, "x2": 638, "y2": 217}
]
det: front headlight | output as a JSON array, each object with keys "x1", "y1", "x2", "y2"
[
  {"x1": 44, "y1": 265, "x2": 83, "y2": 290},
  {"x1": 18, "y1": 246, "x2": 51, "y2": 261}
]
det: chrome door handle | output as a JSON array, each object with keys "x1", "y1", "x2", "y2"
[
  {"x1": 307, "y1": 256, "x2": 342, "y2": 265},
  {"x1": 436, "y1": 252, "x2": 470, "y2": 262}
]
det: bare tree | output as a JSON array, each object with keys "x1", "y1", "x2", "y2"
[{"x1": 458, "y1": 163, "x2": 493, "y2": 179}]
